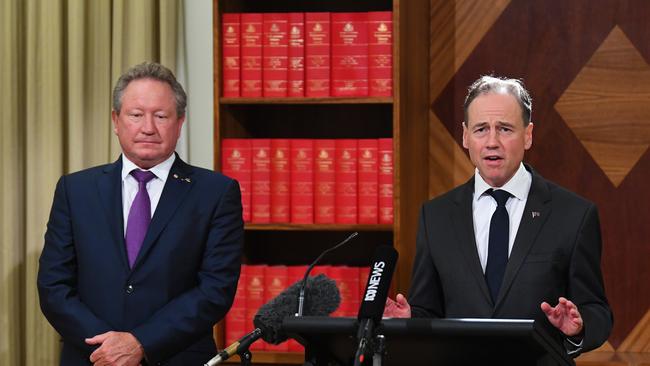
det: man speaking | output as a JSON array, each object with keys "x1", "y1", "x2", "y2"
[
  {"x1": 38, "y1": 62, "x2": 243, "y2": 365},
  {"x1": 384, "y1": 76, "x2": 612, "y2": 364}
]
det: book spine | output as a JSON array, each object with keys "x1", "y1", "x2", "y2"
[
  {"x1": 314, "y1": 139, "x2": 336, "y2": 223},
  {"x1": 222, "y1": 13, "x2": 241, "y2": 97},
  {"x1": 241, "y1": 13, "x2": 263, "y2": 97},
  {"x1": 335, "y1": 139, "x2": 358, "y2": 224},
  {"x1": 305, "y1": 12, "x2": 330, "y2": 97},
  {"x1": 263, "y1": 13, "x2": 289, "y2": 97},
  {"x1": 263, "y1": 266, "x2": 289, "y2": 351},
  {"x1": 221, "y1": 139, "x2": 251, "y2": 222},
  {"x1": 378, "y1": 138, "x2": 394, "y2": 224},
  {"x1": 245, "y1": 265, "x2": 266, "y2": 351},
  {"x1": 290, "y1": 139, "x2": 314, "y2": 224},
  {"x1": 251, "y1": 139, "x2": 271, "y2": 223},
  {"x1": 368, "y1": 11, "x2": 393, "y2": 97},
  {"x1": 288, "y1": 12, "x2": 305, "y2": 97},
  {"x1": 357, "y1": 139, "x2": 378, "y2": 224},
  {"x1": 331, "y1": 12, "x2": 369, "y2": 97},
  {"x1": 271, "y1": 139, "x2": 291, "y2": 222}
]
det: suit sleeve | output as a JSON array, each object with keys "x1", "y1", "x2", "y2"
[
  {"x1": 568, "y1": 204, "x2": 613, "y2": 352},
  {"x1": 37, "y1": 176, "x2": 113, "y2": 353},
  {"x1": 408, "y1": 204, "x2": 445, "y2": 318},
  {"x1": 130, "y1": 179, "x2": 243, "y2": 364}
]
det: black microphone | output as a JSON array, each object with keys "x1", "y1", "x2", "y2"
[
  {"x1": 354, "y1": 245, "x2": 398, "y2": 366},
  {"x1": 296, "y1": 232, "x2": 358, "y2": 316},
  {"x1": 204, "y1": 274, "x2": 340, "y2": 365}
]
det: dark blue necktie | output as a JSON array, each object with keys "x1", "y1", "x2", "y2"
[{"x1": 485, "y1": 189, "x2": 511, "y2": 303}]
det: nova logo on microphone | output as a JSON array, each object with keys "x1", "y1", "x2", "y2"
[{"x1": 363, "y1": 261, "x2": 386, "y2": 301}]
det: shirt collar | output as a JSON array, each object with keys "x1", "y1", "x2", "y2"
[
  {"x1": 121, "y1": 153, "x2": 176, "y2": 182},
  {"x1": 473, "y1": 162, "x2": 531, "y2": 201}
]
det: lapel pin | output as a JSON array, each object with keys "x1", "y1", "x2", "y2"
[
  {"x1": 184, "y1": 177, "x2": 191, "y2": 183},
  {"x1": 532, "y1": 211, "x2": 540, "y2": 218},
  {"x1": 173, "y1": 174, "x2": 179, "y2": 179}
]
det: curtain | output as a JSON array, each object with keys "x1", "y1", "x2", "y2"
[{"x1": 0, "y1": 0, "x2": 183, "y2": 364}]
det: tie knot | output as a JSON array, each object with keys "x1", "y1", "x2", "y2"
[
  {"x1": 130, "y1": 169, "x2": 156, "y2": 184},
  {"x1": 489, "y1": 189, "x2": 511, "y2": 207}
]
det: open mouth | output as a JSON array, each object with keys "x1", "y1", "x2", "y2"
[{"x1": 485, "y1": 156, "x2": 502, "y2": 161}]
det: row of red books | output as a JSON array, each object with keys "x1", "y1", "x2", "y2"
[
  {"x1": 225, "y1": 264, "x2": 371, "y2": 353},
  {"x1": 222, "y1": 11, "x2": 392, "y2": 98},
  {"x1": 221, "y1": 138, "x2": 394, "y2": 224}
]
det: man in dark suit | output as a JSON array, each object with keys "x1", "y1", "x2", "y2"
[
  {"x1": 37, "y1": 62, "x2": 243, "y2": 365},
  {"x1": 384, "y1": 76, "x2": 612, "y2": 362}
]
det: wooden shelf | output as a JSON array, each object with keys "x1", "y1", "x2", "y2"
[
  {"x1": 224, "y1": 351, "x2": 304, "y2": 364},
  {"x1": 245, "y1": 223, "x2": 393, "y2": 231},
  {"x1": 220, "y1": 96, "x2": 393, "y2": 105}
]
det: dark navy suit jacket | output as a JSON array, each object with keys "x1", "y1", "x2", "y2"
[
  {"x1": 37, "y1": 155, "x2": 243, "y2": 365},
  {"x1": 408, "y1": 165, "x2": 612, "y2": 365}
]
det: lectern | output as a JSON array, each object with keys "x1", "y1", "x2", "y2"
[{"x1": 282, "y1": 316, "x2": 574, "y2": 366}]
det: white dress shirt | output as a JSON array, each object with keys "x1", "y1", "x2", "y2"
[
  {"x1": 121, "y1": 154, "x2": 175, "y2": 235},
  {"x1": 472, "y1": 163, "x2": 532, "y2": 273}
]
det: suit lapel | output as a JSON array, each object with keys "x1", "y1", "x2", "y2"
[
  {"x1": 494, "y1": 166, "x2": 551, "y2": 310},
  {"x1": 97, "y1": 157, "x2": 130, "y2": 270},
  {"x1": 131, "y1": 156, "x2": 194, "y2": 270},
  {"x1": 452, "y1": 178, "x2": 493, "y2": 305}
]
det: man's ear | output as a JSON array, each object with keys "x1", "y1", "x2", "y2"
[
  {"x1": 462, "y1": 122, "x2": 469, "y2": 149},
  {"x1": 524, "y1": 122, "x2": 534, "y2": 150},
  {"x1": 111, "y1": 111, "x2": 119, "y2": 134}
]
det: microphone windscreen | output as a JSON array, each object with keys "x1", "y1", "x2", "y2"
[
  {"x1": 254, "y1": 274, "x2": 340, "y2": 344},
  {"x1": 357, "y1": 245, "x2": 398, "y2": 322}
]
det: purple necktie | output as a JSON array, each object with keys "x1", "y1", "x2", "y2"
[{"x1": 125, "y1": 169, "x2": 156, "y2": 268}]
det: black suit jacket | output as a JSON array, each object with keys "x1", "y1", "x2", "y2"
[
  {"x1": 37, "y1": 155, "x2": 243, "y2": 365},
  {"x1": 409, "y1": 165, "x2": 612, "y2": 364}
]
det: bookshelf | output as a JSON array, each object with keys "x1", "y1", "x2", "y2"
[{"x1": 213, "y1": 0, "x2": 430, "y2": 364}]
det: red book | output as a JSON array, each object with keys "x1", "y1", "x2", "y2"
[
  {"x1": 305, "y1": 13, "x2": 330, "y2": 97},
  {"x1": 221, "y1": 139, "x2": 251, "y2": 222},
  {"x1": 290, "y1": 139, "x2": 314, "y2": 224},
  {"x1": 331, "y1": 13, "x2": 369, "y2": 97},
  {"x1": 329, "y1": 266, "x2": 345, "y2": 317},
  {"x1": 378, "y1": 138, "x2": 394, "y2": 224},
  {"x1": 241, "y1": 13, "x2": 263, "y2": 97},
  {"x1": 271, "y1": 139, "x2": 291, "y2": 222},
  {"x1": 263, "y1": 13, "x2": 289, "y2": 97},
  {"x1": 367, "y1": 11, "x2": 393, "y2": 97},
  {"x1": 244, "y1": 265, "x2": 266, "y2": 351},
  {"x1": 225, "y1": 267, "x2": 247, "y2": 348},
  {"x1": 222, "y1": 13, "x2": 240, "y2": 97},
  {"x1": 287, "y1": 265, "x2": 308, "y2": 352},
  {"x1": 264, "y1": 266, "x2": 289, "y2": 351},
  {"x1": 251, "y1": 139, "x2": 271, "y2": 223},
  {"x1": 357, "y1": 139, "x2": 378, "y2": 224},
  {"x1": 288, "y1": 13, "x2": 305, "y2": 97},
  {"x1": 359, "y1": 266, "x2": 371, "y2": 300},
  {"x1": 335, "y1": 139, "x2": 358, "y2": 224},
  {"x1": 314, "y1": 140, "x2": 336, "y2": 223},
  {"x1": 342, "y1": 266, "x2": 360, "y2": 317}
]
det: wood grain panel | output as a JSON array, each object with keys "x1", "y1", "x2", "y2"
[
  {"x1": 619, "y1": 309, "x2": 650, "y2": 352},
  {"x1": 555, "y1": 26, "x2": 650, "y2": 187}
]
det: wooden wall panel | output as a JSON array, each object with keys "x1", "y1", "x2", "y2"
[{"x1": 428, "y1": 0, "x2": 650, "y2": 352}]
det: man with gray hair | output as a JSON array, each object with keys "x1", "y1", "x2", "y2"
[
  {"x1": 38, "y1": 62, "x2": 243, "y2": 365},
  {"x1": 384, "y1": 75, "x2": 612, "y2": 364}
]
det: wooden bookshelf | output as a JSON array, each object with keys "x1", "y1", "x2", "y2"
[{"x1": 212, "y1": 0, "x2": 430, "y2": 364}]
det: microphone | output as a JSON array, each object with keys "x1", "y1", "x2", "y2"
[
  {"x1": 204, "y1": 274, "x2": 340, "y2": 365},
  {"x1": 354, "y1": 245, "x2": 398, "y2": 366},
  {"x1": 296, "y1": 232, "x2": 358, "y2": 316}
]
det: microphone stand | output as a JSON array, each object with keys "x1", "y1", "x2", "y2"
[
  {"x1": 296, "y1": 232, "x2": 358, "y2": 316},
  {"x1": 372, "y1": 334, "x2": 386, "y2": 366},
  {"x1": 237, "y1": 349, "x2": 252, "y2": 366}
]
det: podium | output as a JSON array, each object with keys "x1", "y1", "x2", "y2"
[{"x1": 282, "y1": 316, "x2": 574, "y2": 366}]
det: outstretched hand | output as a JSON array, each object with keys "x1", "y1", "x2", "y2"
[
  {"x1": 383, "y1": 293, "x2": 411, "y2": 318},
  {"x1": 540, "y1": 297, "x2": 583, "y2": 337}
]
